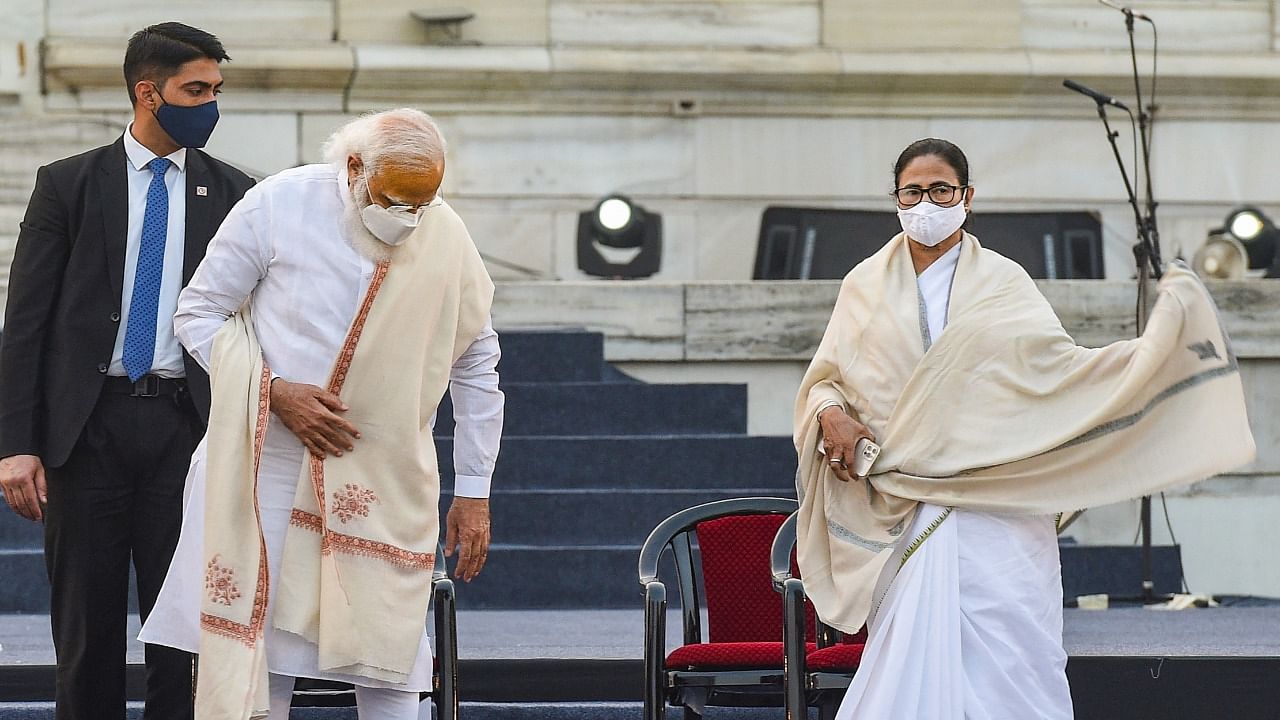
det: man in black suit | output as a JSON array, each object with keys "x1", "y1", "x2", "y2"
[{"x1": 0, "y1": 23, "x2": 253, "y2": 720}]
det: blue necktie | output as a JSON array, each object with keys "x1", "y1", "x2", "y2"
[{"x1": 122, "y1": 157, "x2": 171, "y2": 381}]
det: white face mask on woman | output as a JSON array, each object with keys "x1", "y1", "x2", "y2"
[{"x1": 897, "y1": 200, "x2": 967, "y2": 248}]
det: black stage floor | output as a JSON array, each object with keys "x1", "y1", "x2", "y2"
[{"x1": 4, "y1": 608, "x2": 1280, "y2": 718}]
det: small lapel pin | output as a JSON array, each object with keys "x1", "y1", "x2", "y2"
[{"x1": 196, "y1": 186, "x2": 208, "y2": 196}]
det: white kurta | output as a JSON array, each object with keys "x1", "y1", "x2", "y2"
[
  {"x1": 139, "y1": 164, "x2": 503, "y2": 691},
  {"x1": 834, "y1": 240, "x2": 1074, "y2": 719}
]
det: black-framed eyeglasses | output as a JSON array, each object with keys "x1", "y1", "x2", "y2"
[{"x1": 892, "y1": 184, "x2": 968, "y2": 207}]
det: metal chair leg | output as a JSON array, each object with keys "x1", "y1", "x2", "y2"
[{"x1": 432, "y1": 578, "x2": 459, "y2": 720}]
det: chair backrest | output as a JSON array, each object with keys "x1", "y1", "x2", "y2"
[
  {"x1": 698, "y1": 512, "x2": 817, "y2": 644},
  {"x1": 638, "y1": 497, "x2": 800, "y2": 646}
]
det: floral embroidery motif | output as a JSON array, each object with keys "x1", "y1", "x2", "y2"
[
  {"x1": 205, "y1": 555, "x2": 242, "y2": 606},
  {"x1": 332, "y1": 483, "x2": 379, "y2": 523},
  {"x1": 291, "y1": 509, "x2": 435, "y2": 570}
]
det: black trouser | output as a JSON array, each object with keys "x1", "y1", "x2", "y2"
[{"x1": 43, "y1": 382, "x2": 200, "y2": 720}]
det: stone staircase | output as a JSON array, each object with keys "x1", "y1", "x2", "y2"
[{"x1": 436, "y1": 329, "x2": 797, "y2": 609}]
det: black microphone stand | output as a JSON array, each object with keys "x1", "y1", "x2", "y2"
[
  {"x1": 1121, "y1": 4, "x2": 1164, "y2": 606},
  {"x1": 1074, "y1": 3, "x2": 1165, "y2": 604}
]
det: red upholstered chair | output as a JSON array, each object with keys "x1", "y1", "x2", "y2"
[
  {"x1": 638, "y1": 497, "x2": 810, "y2": 720},
  {"x1": 289, "y1": 541, "x2": 458, "y2": 720},
  {"x1": 772, "y1": 512, "x2": 867, "y2": 720}
]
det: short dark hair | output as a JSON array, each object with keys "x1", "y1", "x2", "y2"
[
  {"x1": 893, "y1": 138, "x2": 970, "y2": 188},
  {"x1": 123, "y1": 22, "x2": 230, "y2": 105}
]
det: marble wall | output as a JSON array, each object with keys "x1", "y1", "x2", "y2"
[{"x1": 11, "y1": 0, "x2": 1280, "y2": 283}]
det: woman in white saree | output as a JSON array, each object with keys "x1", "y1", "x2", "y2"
[{"x1": 795, "y1": 139, "x2": 1254, "y2": 719}]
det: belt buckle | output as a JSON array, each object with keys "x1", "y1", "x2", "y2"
[{"x1": 132, "y1": 374, "x2": 162, "y2": 398}]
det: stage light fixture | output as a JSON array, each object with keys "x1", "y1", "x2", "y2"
[
  {"x1": 1192, "y1": 236, "x2": 1248, "y2": 280},
  {"x1": 1227, "y1": 209, "x2": 1265, "y2": 242},
  {"x1": 597, "y1": 197, "x2": 633, "y2": 232},
  {"x1": 577, "y1": 194, "x2": 662, "y2": 279},
  {"x1": 1198, "y1": 206, "x2": 1280, "y2": 280}
]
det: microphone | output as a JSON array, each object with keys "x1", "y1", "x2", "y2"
[
  {"x1": 1097, "y1": 0, "x2": 1150, "y2": 21},
  {"x1": 1062, "y1": 79, "x2": 1130, "y2": 111}
]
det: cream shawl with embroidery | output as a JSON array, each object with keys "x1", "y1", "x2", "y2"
[
  {"x1": 795, "y1": 233, "x2": 1255, "y2": 635},
  {"x1": 196, "y1": 202, "x2": 493, "y2": 718}
]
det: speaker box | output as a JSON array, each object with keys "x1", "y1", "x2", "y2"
[{"x1": 754, "y1": 207, "x2": 1105, "y2": 280}]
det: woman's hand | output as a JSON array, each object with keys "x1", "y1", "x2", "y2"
[{"x1": 818, "y1": 407, "x2": 876, "y2": 482}]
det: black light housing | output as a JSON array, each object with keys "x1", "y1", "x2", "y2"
[
  {"x1": 1212, "y1": 206, "x2": 1279, "y2": 278},
  {"x1": 577, "y1": 194, "x2": 662, "y2": 279}
]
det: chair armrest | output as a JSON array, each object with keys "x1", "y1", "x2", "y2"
[
  {"x1": 643, "y1": 580, "x2": 668, "y2": 718},
  {"x1": 432, "y1": 576, "x2": 458, "y2": 720},
  {"x1": 638, "y1": 530, "x2": 669, "y2": 587},
  {"x1": 782, "y1": 577, "x2": 808, "y2": 716},
  {"x1": 771, "y1": 512, "x2": 800, "y2": 590}
]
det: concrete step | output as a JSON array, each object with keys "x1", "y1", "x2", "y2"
[
  {"x1": 437, "y1": 435, "x2": 797, "y2": 492},
  {"x1": 0, "y1": 538, "x2": 669, "y2": 612},
  {"x1": 0, "y1": 513, "x2": 39, "y2": 549},
  {"x1": 0, "y1": 542, "x2": 1188, "y2": 614},
  {"x1": 0, "y1": 550, "x2": 46, "y2": 614},
  {"x1": 0, "y1": 549, "x2": 141, "y2": 615},
  {"x1": 494, "y1": 331, "x2": 606, "y2": 384},
  {"x1": 439, "y1": 488, "x2": 791, "y2": 546},
  {"x1": 436, "y1": 382, "x2": 748, "y2": 437},
  {"x1": 450, "y1": 546, "x2": 651, "y2": 610},
  {"x1": 0, "y1": 116, "x2": 124, "y2": 205}
]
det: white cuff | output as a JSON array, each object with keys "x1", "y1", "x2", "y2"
[
  {"x1": 453, "y1": 474, "x2": 491, "y2": 499},
  {"x1": 815, "y1": 401, "x2": 843, "y2": 420}
]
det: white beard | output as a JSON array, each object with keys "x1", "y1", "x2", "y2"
[{"x1": 342, "y1": 177, "x2": 398, "y2": 264}]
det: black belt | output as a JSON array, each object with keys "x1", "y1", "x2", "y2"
[{"x1": 102, "y1": 374, "x2": 187, "y2": 398}]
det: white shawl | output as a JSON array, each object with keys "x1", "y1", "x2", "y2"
[
  {"x1": 195, "y1": 202, "x2": 493, "y2": 718},
  {"x1": 795, "y1": 234, "x2": 1255, "y2": 634}
]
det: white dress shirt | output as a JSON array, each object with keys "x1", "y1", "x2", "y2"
[{"x1": 110, "y1": 124, "x2": 188, "y2": 378}]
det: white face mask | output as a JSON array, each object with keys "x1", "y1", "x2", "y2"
[
  {"x1": 360, "y1": 202, "x2": 426, "y2": 246},
  {"x1": 897, "y1": 200, "x2": 968, "y2": 248},
  {"x1": 354, "y1": 171, "x2": 432, "y2": 246}
]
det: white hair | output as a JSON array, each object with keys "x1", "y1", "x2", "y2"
[{"x1": 321, "y1": 108, "x2": 447, "y2": 174}]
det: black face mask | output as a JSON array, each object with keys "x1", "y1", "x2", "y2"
[{"x1": 150, "y1": 86, "x2": 220, "y2": 148}]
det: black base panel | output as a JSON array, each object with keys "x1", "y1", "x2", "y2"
[{"x1": 6, "y1": 656, "x2": 1280, "y2": 719}]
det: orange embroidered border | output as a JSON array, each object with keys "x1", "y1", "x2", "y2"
[
  {"x1": 199, "y1": 362, "x2": 274, "y2": 647},
  {"x1": 308, "y1": 262, "x2": 390, "y2": 514},
  {"x1": 328, "y1": 261, "x2": 390, "y2": 395},
  {"x1": 302, "y1": 262, "x2": 395, "y2": 563},
  {"x1": 290, "y1": 509, "x2": 435, "y2": 571},
  {"x1": 290, "y1": 507, "x2": 323, "y2": 533},
  {"x1": 200, "y1": 612, "x2": 253, "y2": 643}
]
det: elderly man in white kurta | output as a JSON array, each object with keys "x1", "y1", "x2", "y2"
[{"x1": 140, "y1": 108, "x2": 502, "y2": 720}]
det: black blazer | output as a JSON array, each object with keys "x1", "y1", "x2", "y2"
[{"x1": 0, "y1": 137, "x2": 254, "y2": 467}]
